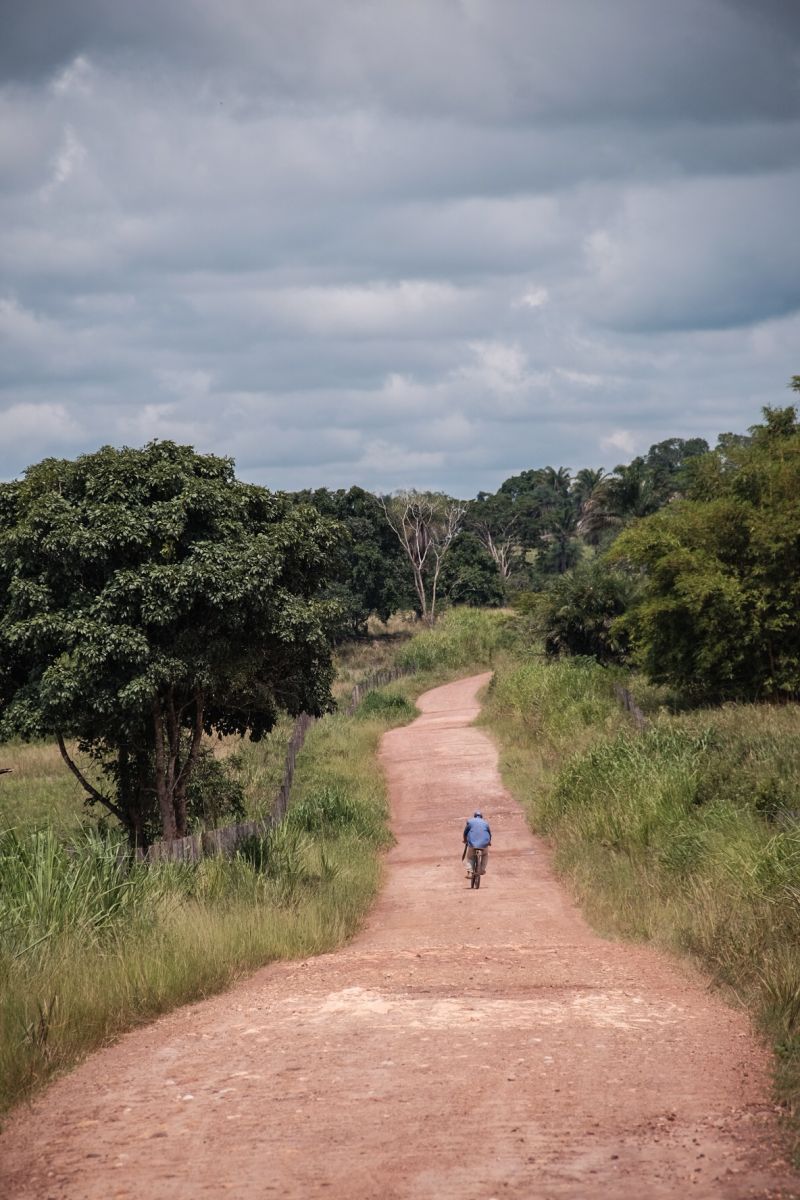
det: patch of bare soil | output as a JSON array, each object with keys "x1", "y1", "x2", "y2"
[{"x1": 1, "y1": 673, "x2": 797, "y2": 1198}]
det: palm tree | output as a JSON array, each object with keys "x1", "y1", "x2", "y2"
[
  {"x1": 540, "y1": 465, "x2": 572, "y2": 499},
  {"x1": 571, "y1": 467, "x2": 606, "y2": 508}
]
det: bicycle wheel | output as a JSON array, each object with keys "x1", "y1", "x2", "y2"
[
  {"x1": 474, "y1": 863, "x2": 481, "y2": 889},
  {"x1": 470, "y1": 857, "x2": 478, "y2": 888}
]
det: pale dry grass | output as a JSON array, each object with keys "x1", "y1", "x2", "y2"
[
  {"x1": 0, "y1": 741, "x2": 102, "y2": 834},
  {"x1": 0, "y1": 700, "x2": 405, "y2": 1113}
]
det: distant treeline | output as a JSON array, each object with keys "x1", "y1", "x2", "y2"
[
  {"x1": 292, "y1": 431, "x2": 728, "y2": 631},
  {"x1": 297, "y1": 381, "x2": 800, "y2": 705},
  {"x1": 1, "y1": 381, "x2": 797, "y2": 847}
]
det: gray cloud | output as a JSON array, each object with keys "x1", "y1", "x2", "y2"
[{"x1": 1, "y1": 1, "x2": 799, "y2": 494}]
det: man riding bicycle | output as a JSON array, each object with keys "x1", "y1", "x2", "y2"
[{"x1": 463, "y1": 811, "x2": 491, "y2": 878}]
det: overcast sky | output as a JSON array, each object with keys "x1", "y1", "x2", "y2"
[{"x1": 1, "y1": 1, "x2": 799, "y2": 496}]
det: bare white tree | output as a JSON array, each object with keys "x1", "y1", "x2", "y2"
[
  {"x1": 471, "y1": 515, "x2": 518, "y2": 580},
  {"x1": 379, "y1": 490, "x2": 467, "y2": 624}
]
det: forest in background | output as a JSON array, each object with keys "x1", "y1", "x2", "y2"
[
  {"x1": 1, "y1": 381, "x2": 799, "y2": 1142},
  {"x1": 1, "y1": 380, "x2": 798, "y2": 850}
]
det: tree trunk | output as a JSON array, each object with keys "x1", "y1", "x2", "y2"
[
  {"x1": 173, "y1": 690, "x2": 204, "y2": 838},
  {"x1": 55, "y1": 731, "x2": 130, "y2": 831},
  {"x1": 412, "y1": 567, "x2": 428, "y2": 623},
  {"x1": 152, "y1": 697, "x2": 178, "y2": 841},
  {"x1": 429, "y1": 558, "x2": 442, "y2": 625}
]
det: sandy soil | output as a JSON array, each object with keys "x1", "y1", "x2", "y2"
[{"x1": 1, "y1": 673, "x2": 797, "y2": 1199}]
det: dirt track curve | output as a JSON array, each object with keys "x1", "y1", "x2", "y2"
[{"x1": 1, "y1": 673, "x2": 797, "y2": 1199}]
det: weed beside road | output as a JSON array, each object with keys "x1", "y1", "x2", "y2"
[
  {"x1": 0, "y1": 705, "x2": 399, "y2": 1113},
  {"x1": 0, "y1": 607, "x2": 513, "y2": 1115},
  {"x1": 483, "y1": 652, "x2": 800, "y2": 1150}
]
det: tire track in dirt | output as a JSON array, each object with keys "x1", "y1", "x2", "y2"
[{"x1": 1, "y1": 673, "x2": 796, "y2": 1198}]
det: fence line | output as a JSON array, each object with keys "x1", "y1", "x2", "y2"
[
  {"x1": 613, "y1": 683, "x2": 649, "y2": 732},
  {"x1": 139, "y1": 665, "x2": 416, "y2": 863},
  {"x1": 343, "y1": 664, "x2": 416, "y2": 716}
]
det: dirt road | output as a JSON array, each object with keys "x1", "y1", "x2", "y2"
[{"x1": 1, "y1": 673, "x2": 796, "y2": 1198}]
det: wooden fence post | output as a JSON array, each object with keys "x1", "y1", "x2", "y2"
[{"x1": 613, "y1": 683, "x2": 649, "y2": 732}]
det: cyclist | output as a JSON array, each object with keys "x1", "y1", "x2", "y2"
[{"x1": 463, "y1": 810, "x2": 491, "y2": 878}]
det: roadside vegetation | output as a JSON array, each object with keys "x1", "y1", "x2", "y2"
[
  {"x1": 2, "y1": 385, "x2": 799, "y2": 1142},
  {"x1": 0, "y1": 698, "x2": 399, "y2": 1112},
  {"x1": 483, "y1": 652, "x2": 800, "y2": 1148},
  {"x1": 0, "y1": 607, "x2": 510, "y2": 1114}
]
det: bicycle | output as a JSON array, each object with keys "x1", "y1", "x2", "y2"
[{"x1": 468, "y1": 847, "x2": 485, "y2": 889}]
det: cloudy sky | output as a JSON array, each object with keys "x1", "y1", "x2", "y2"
[{"x1": 1, "y1": 1, "x2": 799, "y2": 496}]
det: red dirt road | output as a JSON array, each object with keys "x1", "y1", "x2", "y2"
[{"x1": 1, "y1": 673, "x2": 797, "y2": 1199}]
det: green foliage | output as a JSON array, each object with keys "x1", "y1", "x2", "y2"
[
  {"x1": 287, "y1": 780, "x2": 388, "y2": 842},
  {"x1": 611, "y1": 403, "x2": 800, "y2": 701},
  {"x1": 0, "y1": 441, "x2": 342, "y2": 842},
  {"x1": 185, "y1": 749, "x2": 246, "y2": 834},
  {"x1": 577, "y1": 438, "x2": 709, "y2": 546},
  {"x1": 395, "y1": 607, "x2": 515, "y2": 673},
  {"x1": 535, "y1": 558, "x2": 638, "y2": 664},
  {"x1": 495, "y1": 466, "x2": 580, "y2": 577},
  {"x1": 355, "y1": 690, "x2": 415, "y2": 721},
  {"x1": 486, "y1": 653, "x2": 621, "y2": 746},
  {"x1": 0, "y1": 828, "x2": 159, "y2": 958},
  {"x1": 438, "y1": 532, "x2": 506, "y2": 608},
  {"x1": 295, "y1": 486, "x2": 413, "y2": 637}
]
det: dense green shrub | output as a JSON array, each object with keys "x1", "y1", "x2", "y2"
[
  {"x1": 611, "y1": 403, "x2": 800, "y2": 701},
  {"x1": 396, "y1": 607, "x2": 515, "y2": 673},
  {"x1": 355, "y1": 691, "x2": 415, "y2": 720},
  {"x1": 536, "y1": 558, "x2": 638, "y2": 664}
]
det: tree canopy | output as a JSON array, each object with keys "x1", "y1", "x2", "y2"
[
  {"x1": 0, "y1": 442, "x2": 342, "y2": 844},
  {"x1": 610, "y1": 406, "x2": 800, "y2": 701}
]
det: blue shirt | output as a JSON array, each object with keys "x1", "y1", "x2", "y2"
[{"x1": 463, "y1": 817, "x2": 491, "y2": 848}]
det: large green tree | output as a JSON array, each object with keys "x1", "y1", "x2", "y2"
[
  {"x1": 295, "y1": 486, "x2": 412, "y2": 636},
  {"x1": 0, "y1": 442, "x2": 342, "y2": 845},
  {"x1": 578, "y1": 437, "x2": 710, "y2": 546},
  {"x1": 483, "y1": 466, "x2": 581, "y2": 583},
  {"x1": 610, "y1": 403, "x2": 800, "y2": 701},
  {"x1": 438, "y1": 531, "x2": 506, "y2": 608}
]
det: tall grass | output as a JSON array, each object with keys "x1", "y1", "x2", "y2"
[
  {"x1": 0, "y1": 703, "x2": 405, "y2": 1113},
  {"x1": 220, "y1": 713, "x2": 295, "y2": 819},
  {"x1": 396, "y1": 607, "x2": 515, "y2": 673},
  {"x1": 0, "y1": 606, "x2": 517, "y2": 1114},
  {"x1": 483, "y1": 653, "x2": 800, "y2": 1147}
]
